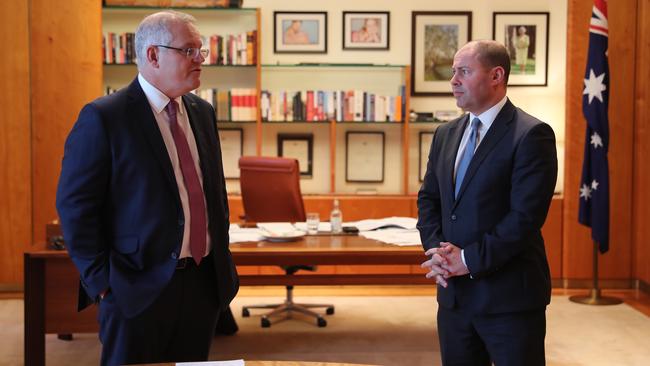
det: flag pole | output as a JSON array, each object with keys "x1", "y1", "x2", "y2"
[{"x1": 569, "y1": 240, "x2": 622, "y2": 305}]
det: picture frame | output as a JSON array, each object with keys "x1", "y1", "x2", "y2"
[
  {"x1": 411, "y1": 11, "x2": 472, "y2": 96},
  {"x1": 493, "y1": 12, "x2": 549, "y2": 86},
  {"x1": 342, "y1": 11, "x2": 390, "y2": 50},
  {"x1": 345, "y1": 131, "x2": 385, "y2": 183},
  {"x1": 217, "y1": 128, "x2": 243, "y2": 179},
  {"x1": 277, "y1": 133, "x2": 314, "y2": 177},
  {"x1": 419, "y1": 131, "x2": 435, "y2": 182},
  {"x1": 274, "y1": 11, "x2": 327, "y2": 54}
]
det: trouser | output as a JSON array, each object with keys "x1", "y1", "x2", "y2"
[{"x1": 98, "y1": 256, "x2": 220, "y2": 366}]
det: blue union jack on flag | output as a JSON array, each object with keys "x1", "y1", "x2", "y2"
[{"x1": 579, "y1": 0, "x2": 610, "y2": 253}]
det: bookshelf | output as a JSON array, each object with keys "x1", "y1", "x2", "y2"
[
  {"x1": 256, "y1": 63, "x2": 412, "y2": 196},
  {"x1": 101, "y1": 5, "x2": 261, "y2": 106},
  {"x1": 101, "y1": 6, "x2": 420, "y2": 198}
]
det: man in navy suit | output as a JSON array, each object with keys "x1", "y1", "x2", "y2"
[
  {"x1": 56, "y1": 11, "x2": 238, "y2": 365},
  {"x1": 418, "y1": 40, "x2": 557, "y2": 365}
]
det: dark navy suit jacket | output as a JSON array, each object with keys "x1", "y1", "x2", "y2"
[
  {"x1": 417, "y1": 99, "x2": 557, "y2": 314},
  {"x1": 56, "y1": 78, "x2": 239, "y2": 318}
]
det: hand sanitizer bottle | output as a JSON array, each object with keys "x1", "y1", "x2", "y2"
[{"x1": 330, "y1": 199, "x2": 343, "y2": 234}]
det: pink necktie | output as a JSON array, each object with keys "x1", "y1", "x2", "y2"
[{"x1": 166, "y1": 100, "x2": 207, "y2": 265}]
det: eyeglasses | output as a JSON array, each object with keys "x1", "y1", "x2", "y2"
[{"x1": 155, "y1": 45, "x2": 209, "y2": 59}]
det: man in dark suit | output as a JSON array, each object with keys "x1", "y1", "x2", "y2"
[
  {"x1": 418, "y1": 40, "x2": 557, "y2": 365},
  {"x1": 56, "y1": 10, "x2": 238, "y2": 365}
]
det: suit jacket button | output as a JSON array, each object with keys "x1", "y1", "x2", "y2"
[
  {"x1": 171, "y1": 252, "x2": 178, "y2": 259},
  {"x1": 451, "y1": 214, "x2": 457, "y2": 221},
  {"x1": 178, "y1": 218, "x2": 184, "y2": 226}
]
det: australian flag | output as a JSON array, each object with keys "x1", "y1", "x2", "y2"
[{"x1": 579, "y1": 0, "x2": 609, "y2": 253}]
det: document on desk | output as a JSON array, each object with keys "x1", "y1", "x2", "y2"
[
  {"x1": 359, "y1": 228, "x2": 422, "y2": 246},
  {"x1": 229, "y1": 225, "x2": 264, "y2": 243},
  {"x1": 177, "y1": 359, "x2": 244, "y2": 366},
  {"x1": 256, "y1": 222, "x2": 301, "y2": 235},
  {"x1": 293, "y1": 221, "x2": 332, "y2": 232},
  {"x1": 345, "y1": 217, "x2": 417, "y2": 231}
]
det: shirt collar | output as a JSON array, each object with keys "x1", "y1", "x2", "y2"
[
  {"x1": 138, "y1": 73, "x2": 184, "y2": 115},
  {"x1": 469, "y1": 95, "x2": 508, "y2": 129}
]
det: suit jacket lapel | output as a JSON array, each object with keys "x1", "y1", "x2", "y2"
[
  {"x1": 127, "y1": 79, "x2": 179, "y2": 203},
  {"x1": 446, "y1": 115, "x2": 469, "y2": 205},
  {"x1": 453, "y1": 100, "x2": 516, "y2": 206}
]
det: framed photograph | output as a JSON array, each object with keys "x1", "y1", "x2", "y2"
[
  {"x1": 277, "y1": 133, "x2": 314, "y2": 177},
  {"x1": 346, "y1": 131, "x2": 385, "y2": 183},
  {"x1": 217, "y1": 128, "x2": 243, "y2": 179},
  {"x1": 419, "y1": 131, "x2": 435, "y2": 182},
  {"x1": 274, "y1": 11, "x2": 327, "y2": 54},
  {"x1": 493, "y1": 12, "x2": 549, "y2": 86},
  {"x1": 342, "y1": 11, "x2": 389, "y2": 50},
  {"x1": 411, "y1": 11, "x2": 472, "y2": 96}
]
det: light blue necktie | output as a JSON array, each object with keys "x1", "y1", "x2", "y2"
[{"x1": 455, "y1": 118, "x2": 481, "y2": 198}]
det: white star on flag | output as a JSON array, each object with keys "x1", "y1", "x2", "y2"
[
  {"x1": 583, "y1": 69, "x2": 606, "y2": 104},
  {"x1": 580, "y1": 183, "x2": 592, "y2": 201},
  {"x1": 591, "y1": 180, "x2": 599, "y2": 191},
  {"x1": 590, "y1": 132, "x2": 603, "y2": 148}
]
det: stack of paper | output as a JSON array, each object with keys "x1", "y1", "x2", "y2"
[
  {"x1": 229, "y1": 224, "x2": 263, "y2": 243},
  {"x1": 359, "y1": 228, "x2": 422, "y2": 246},
  {"x1": 293, "y1": 222, "x2": 332, "y2": 232},
  {"x1": 256, "y1": 222, "x2": 302, "y2": 236},
  {"x1": 345, "y1": 217, "x2": 417, "y2": 231}
]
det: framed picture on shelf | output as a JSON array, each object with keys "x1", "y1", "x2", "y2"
[
  {"x1": 346, "y1": 131, "x2": 385, "y2": 183},
  {"x1": 342, "y1": 11, "x2": 389, "y2": 50},
  {"x1": 419, "y1": 131, "x2": 435, "y2": 182},
  {"x1": 277, "y1": 133, "x2": 314, "y2": 177},
  {"x1": 411, "y1": 11, "x2": 472, "y2": 96},
  {"x1": 274, "y1": 11, "x2": 327, "y2": 54},
  {"x1": 493, "y1": 12, "x2": 549, "y2": 86},
  {"x1": 217, "y1": 128, "x2": 243, "y2": 179}
]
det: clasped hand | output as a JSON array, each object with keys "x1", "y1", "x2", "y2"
[{"x1": 421, "y1": 242, "x2": 469, "y2": 287}]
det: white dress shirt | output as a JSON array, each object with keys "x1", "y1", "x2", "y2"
[
  {"x1": 138, "y1": 74, "x2": 211, "y2": 259},
  {"x1": 454, "y1": 95, "x2": 509, "y2": 178}
]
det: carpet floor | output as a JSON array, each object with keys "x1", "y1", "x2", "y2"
[{"x1": 2, "y1": 295, "x2": 649, "y2": 365}]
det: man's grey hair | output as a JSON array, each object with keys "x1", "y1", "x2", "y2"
[{"x1": 134, "y1": 10, "x2": 197, "y2": 67}]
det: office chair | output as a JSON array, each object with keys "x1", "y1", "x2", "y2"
[{"x1": 238, "y1": 156, "x2": 334, "y2": 328}]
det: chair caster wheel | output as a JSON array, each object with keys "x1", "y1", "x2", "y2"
[
  {"x1": 317, "y1": 317, "x2": 327, "y2": 327},
  {"x1": 261, "y1": 317, "x2": 271, "y2": 328},
  {"x1": 326, "y1": 307, "x2": 335, "y2": 315},
  {"x1": 242, "y1": 308, "x2": 250, "y2": 317}
]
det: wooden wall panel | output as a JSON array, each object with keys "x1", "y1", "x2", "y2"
[
  {"x1": 634, "y1": 0, "x2": 650, "y2": 285},
  {"x1": 29, "y1": 0, "x2": 102, "y2": 248},
  {"x1": 0, "y1": 0, "x2": 31, "y2": 286},
  {"x1": 563, "y1": 0, "x2": 636, "y2": 280}
]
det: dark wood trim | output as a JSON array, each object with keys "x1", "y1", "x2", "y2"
[
  {"x1": 240, "y1": 274, "x2": 431, "y2": 286},
  {"x1": 639, "y1": 280, "x2": 650, "y2": 294},
  {"x1": 24, "y1": 253, "x2": 45, "y2": 366}
]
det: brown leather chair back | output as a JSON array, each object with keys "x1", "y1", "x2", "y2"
[{"x1": 238, "y1": 156, "x2": 306, "y2": 222}]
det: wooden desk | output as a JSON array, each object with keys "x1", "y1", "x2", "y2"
[
  {"x1": 231, "y1": 235, "x2": 428, "y2": 285},
  {"x1": 24, "y1": 236, "x2": 427, "y2": 366}
]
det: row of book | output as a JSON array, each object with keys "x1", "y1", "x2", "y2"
[
  {"x1": 104, "y1": 86, "x2": 257, "y2": 122},
  {"x1": 105, "y1": 86, "x2": 405, "y2": 123},
  {"x1": 206, "y1": 31, "x2": 257, "y2": 66},
  {"x1": 194, "y1": 88, "x2": 258, "y2": 122},
  {"x1": 102, "y1": 30, "x2": 257, "y2": 66},
  {"x1": 260, "y1": 89, "x2": 405, "y2": 123}
]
